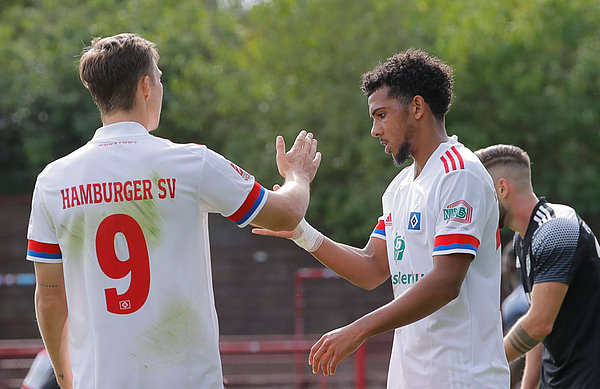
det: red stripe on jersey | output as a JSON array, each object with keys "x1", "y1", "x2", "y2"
[
  {"x1": 496, "y1": 227, "x2": 501, "y2": 249},
  {"x1": 228, "y1": 181, "x2": 262, "y2": 222},
  {"x1": 27, "y1": 240, "x2": 61, "y2": 254},
  {"x1": 445, "y1": 150, "x2": 457, "y2": 170},
  {"x1": 451, "y1": 146, "x2": 464, "y2": 169},
  {"x1": 375, "y1": 219, "x2": 386, "y2": 230},
  {"x1": 440, "y1": 156, "x2": 450, "y2": 173},
  {"x1": 434, "y1": 234, "x2": 480, "y2": 249}
]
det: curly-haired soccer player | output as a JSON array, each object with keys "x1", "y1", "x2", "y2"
[{"x1": 255, "y1": 49, "x2": 510, "y2": 388}]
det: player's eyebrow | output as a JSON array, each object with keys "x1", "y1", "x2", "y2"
[{"x1": 371, "y1": 107, "x2": 385, "y2": 117}]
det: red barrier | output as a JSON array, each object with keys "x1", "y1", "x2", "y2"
[
  {"x1": 294, "y1": 268, "x2": 367, "y2": 389},
  {"x1": 1, "y1": 267, "x2": 372, "y2": 389}
]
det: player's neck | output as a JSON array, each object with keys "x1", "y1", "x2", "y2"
[
  {"x1": 102, "y1": 108, "x2": 150, "y2": 132},
  {"x1": 413, "y1": 120, "x2": 448, "y2": 177},
  {"x1": 509, "y1": 191, "x2": 539, "y2": 236}
]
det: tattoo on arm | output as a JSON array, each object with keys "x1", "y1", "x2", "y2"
[
  {"x1": 58, "y1": 373, "x2": 64, "y2": 380},
  {"x1": 38, "y1": 283, "x2": 58, "y2": 288},
  {"x1": 508, "y1": 323, "x2": 541, "y2": 355}
]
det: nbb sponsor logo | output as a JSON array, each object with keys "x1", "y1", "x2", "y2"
[{"x1": 443, "y1": 200, "x2": 472, "y2": 223}]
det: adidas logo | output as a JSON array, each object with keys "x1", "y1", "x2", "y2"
[{"x1": 385, "y1": 213, "x2": 392, "y2": 226}]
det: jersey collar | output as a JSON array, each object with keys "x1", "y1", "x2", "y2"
[
  {"x1": 524, "y1": 197, "x2": 549, "y2": 238},
  {"x1": 91, "y1": 121, "x2": 150, "y2": 142}
]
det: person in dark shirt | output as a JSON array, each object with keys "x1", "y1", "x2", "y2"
[{"x1": 475, "y1": 144, "x2": 600, "y2": 388}]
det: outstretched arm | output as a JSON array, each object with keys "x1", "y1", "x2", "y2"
[
  {"x1": 251, "y1": 130, "x2": 321, "y2": 231},
  {"x1": 309, "y1": 235, "x2": 390, "y2": 290},
  {"x1": 253, "y1": 219, "x2": 390, "y2": 290},
  {"x1": 34, "y1": 262, "x2": 72, "y2": 389}
]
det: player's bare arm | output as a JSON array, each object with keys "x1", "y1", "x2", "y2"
[
  {"x1": 252, "y1": 222, "x2": 390, "y2": 289},
  {"x1": 34, "y1": 262, "x2": 73, "y2": 389},
  {"x1": 520, "y1": 343, "x2": 542, "y2": 389},
  {"x1": 309, "y1": 236, "x2": 390, "y2": 289},
  {"x1": 309, "y1": 252, "x2": 473, "y2": 376},
  {"x1": 251, "y1": 130, "x2": 321, "y2": 231},
  {"x1": 504, "y1": 281, "x2": 569, "y2": 361}
]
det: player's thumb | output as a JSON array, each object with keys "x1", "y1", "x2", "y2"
[{"x1": 275, "y1": 135, "x2": 285, "y2": 158}]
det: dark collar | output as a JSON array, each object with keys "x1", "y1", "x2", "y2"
[{"x1": 523, "y1": 197, "x2": 548, "y2": 240}]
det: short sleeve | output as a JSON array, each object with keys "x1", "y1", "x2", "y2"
[
  {"x1": 27, "y1": 180, "x2": 62, "y2": 263},
  {"x1": 370, "y1": 216, "x2": 386, "y2": 240},
  {"x1": 432, "y1": 170, "x2": 492, "y2": 257},
  {"x1": 199, "y1": 148, "x2": 268, "y2": 228},
  {"x1": 531, "y1": 218, "x2": 579, "y2": 285}
]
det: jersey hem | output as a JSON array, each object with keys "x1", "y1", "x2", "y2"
[
  {"x1": 432, "y1": 248, "x2": 477, "y2": 257},
  {"x1": 236, "y1": 189, "x2": 268, "y2": 228},
  {"x1": 370, "y1": 233, "x2": 386, "y2": 240},
  {"x1": 26, "y1": 256, "x2": 63, "y2": 264}
]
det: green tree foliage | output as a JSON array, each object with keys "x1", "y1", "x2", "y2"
[{"x1": 1, "y1": 0, "x2": 599, "y2": 241}]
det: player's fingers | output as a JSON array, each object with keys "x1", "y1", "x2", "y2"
[
  {"x1": 320, "y1": 352, "x2": 333, "y2": 376},
  {"x1": 329, "y1": 356, "x2": 340, "y2": 376},
  {"x1": 291, "y1": 130, "x2": 308, "y2": 151},
  {"x1": 251, "y1": 228, "x2": 269, "y2": 236},
  {"x1": 299, "y1": 131, "x2": 313, "y2": 151},
  {"x1": 251, "y1": 228, "x2": 293, "y2": 238},
  {"x1": 310, "y1": 340, "x2": 329, "y2": 375},
  {"x1": 305, "y1": 131, "x2": 314, "y2": 146},
  {"x1": 313, "y1": 151, "x2": 322, "y2": 167},
  {"x1": 275, "y1": 135, "x2": 286, "y2": 158},
  {"x1": 309, "y1": 336, "x2": 324, "y2": 366},
  {"x1": 309, "y1": 137, "x2": 318, "y2": 158}
]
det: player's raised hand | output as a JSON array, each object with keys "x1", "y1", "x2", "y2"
[
  {"x1": 309, "y1": 323, "x2": 365, "y2": 376},
  {"x1": 275, "y1": 130, "x2": 321, "y2": 182}
]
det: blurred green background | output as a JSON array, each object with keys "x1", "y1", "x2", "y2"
[{"x1": 1, "y1": 0, "x2": 599, "y2": 244}]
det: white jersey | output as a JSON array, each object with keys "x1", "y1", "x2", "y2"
[
  {"x1": 371, "y1": 136, "x2": 509, "y2": 388},
  {"x1": 26, "y1": 122, "x2": 268, "y2": 389}
]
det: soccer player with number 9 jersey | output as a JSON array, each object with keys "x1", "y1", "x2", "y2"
[{"x1": 26, "y1": 33, "x2": 321, "y2": 389}]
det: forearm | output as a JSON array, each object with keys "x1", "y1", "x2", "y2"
[
  {"x1": 521, "y1": 343, "x2": 542, "y2": 389},
  {"x1": 351, "y1": 269, "x2": 462, "y2": 340},
  {"x1": 35, "y1": 290, "x2": 72, "y2": 388},
  {"x1": 504, "y1": 319, "x2": 544, "y2": 362},
  {"x1": 311, "y1": 237, "x2": 388, "y2": 290},
  {"x1": 277, "y1": 173, "x2": 311, "y2": 223},
  {"x1": 253, "y1": 176, "x2": 310, "y2": 231}
]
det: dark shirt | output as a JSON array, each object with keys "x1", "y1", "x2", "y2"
[{"x1": 514, "y1": 198, "x2": 600, "y2": 388}]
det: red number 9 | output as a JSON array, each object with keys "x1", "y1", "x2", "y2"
[{"x1": 96, "y1": 214, "x2": 150, "y2": 314}]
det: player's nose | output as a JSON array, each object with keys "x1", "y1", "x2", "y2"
[{"x1": 371, "y1": 121, "x2": 382, "y2": 138}]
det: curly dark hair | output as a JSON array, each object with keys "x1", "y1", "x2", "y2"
[{"x1": 361, "y1": 49, "x2": 454, "y2": 120}]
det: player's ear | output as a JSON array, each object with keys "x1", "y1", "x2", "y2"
[
  {"x1": 496, "y1": 177, "x2": 510, "y2": 199},
  {"x1": 140, "y1": 75, "x2": 151, "y2": 100},
  {"x1": 412, "y1": 95, "x2": 426, "y2": 120}
]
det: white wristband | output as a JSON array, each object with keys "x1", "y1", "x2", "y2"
[{"x1": 291, "y1": 218, "x2": 324, "y2": 252}]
